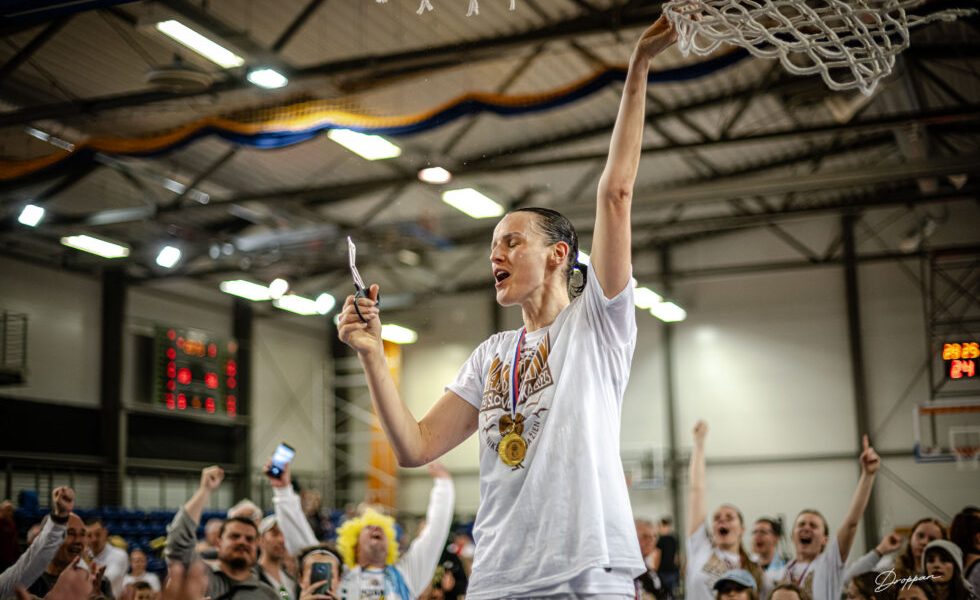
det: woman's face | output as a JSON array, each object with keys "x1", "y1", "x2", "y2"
[
  {"x1": 490, "y1": 212, "x2": 563, "y2": 307},
  {"x1": 712, "y1": 506, "x2": 744, "y2": 550},
  {"x1": 793, "y1": 512, "x2": 828, "y2": 560},
  {"x1": 911, "y1": 522, "x2": 943, "y2": 563},
  {"x1": 925, "y1": 550, "x2": 954, "y2": 584}
]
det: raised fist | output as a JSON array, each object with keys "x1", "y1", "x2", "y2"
[
  {"x1": 859, "y1": 435, "x2": 880, "y2": 475},
  {"x1": 52, "y1": 486, "x2": 75, "y2": 518},
  {"x1": 693, "y1": 420, "x2": 709, "y2": 445},
  {"x1": 876, "y1": 531, "x2": 903, "y2": 555},
  {"x1": 199, "y1": 466, "x2": 224, "y2": 492}
]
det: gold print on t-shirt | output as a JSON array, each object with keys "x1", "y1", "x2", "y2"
[
  {"x1": 480, "y1": 356, "x2": 508, "y2": 413},
  {"x1": 703, "y1": 553, "x2": 736, "y2": 586},
  {"x1": 478, "y1": 334, "x2": 554, "y2": 468}
]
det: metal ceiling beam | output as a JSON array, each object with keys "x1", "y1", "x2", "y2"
[
  {"x1": 271, "y1": 0, "x2": 327, "y2": 53},
  {"x1": 0, "y1": 16, "x2": 71, "y2": 84},
  {"x1": 0, "y1": 1, "x2": 663, "y2": 127}
]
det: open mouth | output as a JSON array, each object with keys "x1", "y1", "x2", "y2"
[
  {"x1": 800, "y1": 535, "x2": 813, "y2": 546},
  {"x1": 494, "y1": 269, "x2": 511, "y2": 287},
  {"x1": 718, "y1": 527, "x2": 730, "y2": 536}
]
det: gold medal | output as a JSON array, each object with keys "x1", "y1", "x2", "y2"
[{"x1": 499, "y1": 432, "x2": 527, "y2": 467}]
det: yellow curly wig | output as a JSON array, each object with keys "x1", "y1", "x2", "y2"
[{"x1": 335, "y1": 508, "x2": 399, "y2": 568}]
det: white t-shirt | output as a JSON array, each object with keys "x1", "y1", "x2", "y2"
[
  {"x1": 122, "y1": 572, "x2": 162, "y2": 592},
  {"x1": 93, "y1": 544, "x2": 131, "y2": 598},
  {"x1": 447, "y1": 269, "x2": 642, "y2": 599},
  {"x1": 772, "y1": 537, "x2": 844, "y2": 600},
  {"x1": 686, "y1": 524, "x2": 744, "y2": 600}
]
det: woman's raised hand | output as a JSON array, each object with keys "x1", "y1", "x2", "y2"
[{"x1": 338, "y1": 284, "x2": 383, "y2": 356}]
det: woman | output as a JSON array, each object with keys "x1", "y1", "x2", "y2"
[
  {"x1": 767, "y1": 435, "x2": 879, "y2": 600},
  {"x1": 337, "y1": 16, "x2": 678, "y2": 600},
  {"x1": 922, "y1": 540, "x2": 975, "y2": 600},
  {"x1": 877, "y1": 518, "x2": 948, "y2": 578},
  {"x1": 686, "y1": 421, "x2": 765, "y2": 600}
]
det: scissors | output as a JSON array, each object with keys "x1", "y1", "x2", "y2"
[{"x1": 348, "y1": 236, "x2": 379, "y2": 323}]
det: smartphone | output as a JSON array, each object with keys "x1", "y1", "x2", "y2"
[
  {"x1": 310, "y1": 561, "x2": 333, "y2": 594},
  {"x1": 265, "y1": 442, "x2": 295, "y2": 479}
]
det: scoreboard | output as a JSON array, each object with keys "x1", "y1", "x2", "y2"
[
  {"x1": 942, "y1": 341, "x2": 978, "y2": 380},
  {"x1": 155, "y1": 327, "x2": 239, "y2": 416}
]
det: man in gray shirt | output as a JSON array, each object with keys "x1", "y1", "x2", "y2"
[{"x1": 165, "y1": 465, "x2": 278, "y2": 600}]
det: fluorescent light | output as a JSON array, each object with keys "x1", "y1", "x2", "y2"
[
  {"x1": 634, "y1": 287, "x2": 663, "y2": 310},
  {"x1": 327, "y1": 129, "x2": 401, "y2": 160},
  {"x1": 247, "y1": 68, "x2": 288, "y2": 89},
  {"x1": 60, "y1": 234, "x2": 129, "y2": 258},
  {"x1": 315, "y1": 293, "x2": 336, "y2": 315},
  {"x1": 268, "y1": 278, "x2": 289, "y2": 300},
  {"x1": 418, "y1": 166, "x2": 452, "y2": 184},
  {"x1": 24, "y1": 126, "x2": 74, "y2": 151},
  {"x1": 577, "y1": 250, "x2": 590, "y2": 264},
  {"x1": 274, "y1": 294, "x2": 318, "y2": 316},
  {"x1": 18, "y1": 204, "x2": 45, "y2": 227},
  {"x1": 155, "y1": 20, "x2": 244, "y2": 68},
  {"x1": 442, "y1": 188, "x2": 504, "y2": 219},
  {"x1": 156, "y1": 245, "x2": 182, "y2": 268},
  {"x1": 220, "y1": 280, "x2": 272, "y2": 301},
  {"x1": 381, "y1": 324, "x2": 418, "y2": 345},
  {"x1": 650, "y1": 301, "x2": 687, "y2": 323}
]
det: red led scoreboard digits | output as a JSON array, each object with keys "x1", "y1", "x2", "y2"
[
  {"x1": 156, "y1": 327, "x2": 239, "y2": 416},
  {"x1": 942, "y1": 341, "x2": 979, "y2": 380}
]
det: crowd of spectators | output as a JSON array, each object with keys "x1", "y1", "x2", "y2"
[{"x1": 0, "y1": 423, "x2": 976, "y2": 600}]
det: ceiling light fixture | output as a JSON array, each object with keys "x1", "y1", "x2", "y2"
[
  {"x1": 274, "y1": 294, "x2": 319, "y2": 316},
  {"x1": 418, "y1": 166, "x2": 452, "y2": 184},
  {"x1": 381, "y1": 324, "x2": 418, "y2": 345},
  {"x1": 327, "y1": 129, "x2": 401, "y2": 160},
  {"x1": 219, "y1": 280, "x2": 272, "y2": 301},
  {"x1": 315, "y1": 293, "x2": 336, "y2": 315},
  {"x1": 247, "y1": 68, "x2": 288, "y2": 89},
  {"x1": 156, "y1": 245, "x2": 182, "y2": 268},
  {"x1": 442, "y1": 188, "x2": 504, "y2": 219},
  {"x1": 155, "y1": 20, "x2": 244, "y2": 69},
  {"x1": 17, "y1": 204, "x2": 45, "y2": 227},
  {"x1": 268, "y1": 278, "x2": 289, "y2": 299},
  {"x1": 633, "y1": 287, "x2": 663, "y2": 310},
  {"x1": 60, "y1": 234, "x2": 130, "y2": 259},
  {"x1": 650, "y1": 301, "x2": 687, "y2": 323}
]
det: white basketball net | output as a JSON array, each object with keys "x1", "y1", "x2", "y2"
[
  {"x1": 375, "y1": 0, "x2": 516, "y2": 16},
  {"x1": 663, "y1": 0, "x2": 976, "y2": 95}
]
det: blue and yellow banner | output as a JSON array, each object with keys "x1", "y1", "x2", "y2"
[{"x1": 0, "y1": 49, "x2": 748, "y2": 185}]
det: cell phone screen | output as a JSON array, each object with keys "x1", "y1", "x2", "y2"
[
  {"x1": 310, "y1": 561, "x2": 333, "y2": 594},
  {"x1": 266, "y1": 442, "x2": 295, "y2": 479}
]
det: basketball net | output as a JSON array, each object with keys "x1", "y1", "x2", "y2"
[
  {"x1": 663, "y1": 0, "x2": 976, "y2": 95},
  {"x1": 375, "y1": 0, "x2": 517, "y2": 16}
]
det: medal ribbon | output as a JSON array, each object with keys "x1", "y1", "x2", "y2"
[{"x1": 510, "y1": 328, "x2": 527, "y2": 417}]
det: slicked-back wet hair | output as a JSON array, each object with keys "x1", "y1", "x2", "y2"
[{"x1": 512, "y1": 207, "x2": 587, "y2": 296}]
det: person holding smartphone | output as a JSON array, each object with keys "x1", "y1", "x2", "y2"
[{"x1": 267, "y1": 461, "x2": 454, "y2": 600}]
